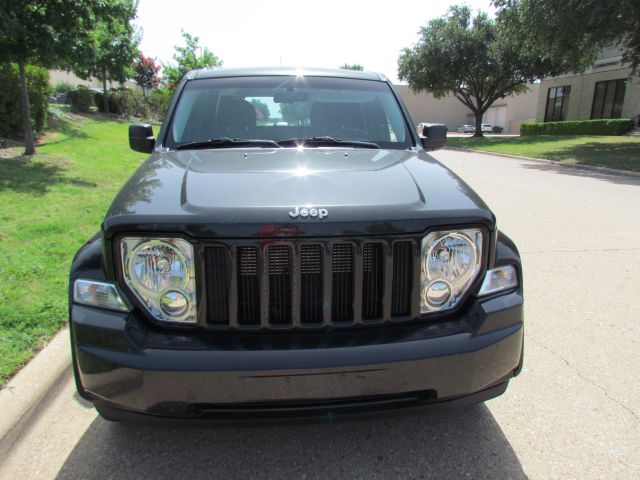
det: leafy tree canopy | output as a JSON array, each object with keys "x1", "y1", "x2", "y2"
[
  {"x1": 0, "y1": 0, "x2": 129, "y2": 153},
  {"x1": 0, "y1": 0, "x2": 103, "y2": 67},
  {"x1": 73, "y1": 2, "x2": 139, "y2": 84},
  {"x1": 250, "y1": 99, "x2": 270, "y2": 122},
  {"x1": 340, "y1": 63, "x2": 364, "y2": 71},
  {"x1": 135, "y1": 55, "x2": 161, "y2": 92},
  {"x1": 398, "y1": 5, "x2": 558, "y2": 136},
  {"x1": 279, "y1": 102, "x2": 311, "y2": 126},
  {"x1": 162, "y1": 31, "x2": 222, "y2": 90},
  {"x1": 72, "y1": 0, "x2": 140, "y2": 113},
  {"x1": 495, "y1": 0, "x2": 640, "y2": 74}
]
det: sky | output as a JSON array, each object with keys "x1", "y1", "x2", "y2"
[{"x1": 135, "y1": 0, "x2": 496, "y2": 84}]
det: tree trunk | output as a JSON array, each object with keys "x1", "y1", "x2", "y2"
[
  {"x1": 102, "y1": 66, "x2": 109, "y2": 114},
  {"x1": 473, "y1": 109, "x2": 484, "y2": 137},
  {"x1": 18, "y1": 61, "x2": 36, "y2": 156}
]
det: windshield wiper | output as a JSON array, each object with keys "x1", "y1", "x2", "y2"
[
  {"x1": 276, "y1": 136, "x2": 380, "y2": 149},
  {"x1": 176, "y1": 137, "x2": 281, "y2": 150}
]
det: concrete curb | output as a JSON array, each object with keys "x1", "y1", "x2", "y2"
[
  {"x1": 0, "y1": 328, "x2": 71, "y2": 457},
  {"x1": 444, "y1": 146, "x2": 640, "y2": 178}
]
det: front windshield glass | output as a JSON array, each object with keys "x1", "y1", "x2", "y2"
[{"x1": 166, "y1": 76, "x2": 413, "y2": 150}]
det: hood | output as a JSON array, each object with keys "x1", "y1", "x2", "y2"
[{"x1": 104, "y1": 148, "x2": 493, "y2": 238}]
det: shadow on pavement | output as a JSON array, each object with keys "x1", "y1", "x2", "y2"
[
  {"x1": 55, "y1": 404, "x2": 525, "y2": 479},
  {"x1": 520, "y1": 161, "x2": 640, "y2": 187}
]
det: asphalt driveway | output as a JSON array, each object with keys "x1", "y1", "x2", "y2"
[{"x1": 1, "y1": 149, "x2": 638, "y2": 479}]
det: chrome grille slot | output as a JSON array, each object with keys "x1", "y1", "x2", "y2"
[
  {"x1": 204, "y1": 247, "x2": 228, "y2": 325},
  {"x1": 391, "y1": 241, "x2": 413, "y2": 317},
  {"x1": 268, "y1": 245, "x2": 292, "y2": 325},
  {"x1": 362, "y1": 243, "x2": 384, "y2": 320},
  {"x1": 237, "y1": 246, "x2": 260, "y2": 326},
  {"x1": 331, "y1": 243, "x2": 354, "y2": 322},
  {"x1": 300, "y1": 244, "x2": 323, "y2": 325}
]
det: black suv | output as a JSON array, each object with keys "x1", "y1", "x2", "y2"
[{"x1": 69, "y1": 67, "x2": 523, "y2": 423}]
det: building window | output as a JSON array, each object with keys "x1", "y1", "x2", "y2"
[
  {"x1": 591, "y1": 79, "x2": 626, "y2": 119},
  {"x1": 544, "y1": 86, "x2": 571, "y2": 122}
]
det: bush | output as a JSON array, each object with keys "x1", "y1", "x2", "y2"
[
  {"x1": 94, "y1": 88, "x2": 150, "y2": 118},
  {"x1": 53, "y1": 81, "x2": 75, "y2": 94},
  {"x1": 0, "y1": 64, "x2": 50, "y2": 137},
  {"x1": 94, "y1": 88, "x2": 170, "y2": 121},
  {"x1": 521, "y1": 119, "x2": 634, "y2": 136},
  {"x1": 147, "y1": 88, "x2": 172, "y2": 120},
  {"x1": 93, "y1": 90, "x2": 118, "y2": 113},
  {"x1": 67, "y1": 86, "x2": 95, "y2": 113}
]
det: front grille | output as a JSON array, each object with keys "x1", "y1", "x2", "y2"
[{"x1": 204, "y1": 240, "x2": 414, "y2": 329}]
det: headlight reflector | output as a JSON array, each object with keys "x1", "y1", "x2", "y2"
[
  {"x1": 121, "y1": 237, "x2": 196, "y2": 323},
  {"x1": 478, "y1": 265, "x2": 518, "y2": 296},
  {"x1": 421, "y1": 229, "x2": 482, "y2": 313}
]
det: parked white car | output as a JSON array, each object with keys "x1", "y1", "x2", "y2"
[{"x1": 481, "y1": 124, "x2": 493, "y2": 133}]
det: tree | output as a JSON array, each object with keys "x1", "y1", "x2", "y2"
[
  {"x1": 0, "y1": 1, "x2": 104, "y2": 155},
  {"x1": 162, "y1": 31, "x2": 223, "y2": 90},
  {"x1": 279, "y1": 103, "x2": 311, "y2": 126},
  {"x1": 134, "y1": 55, "x2": 161, "y2": 95},
  {"x1": 340, "y1": 63, "x2": 364, "y2": 71},
  {"x1": 73, "y1": 0, "x2": 140, "y2": 113},
  {"x1": 495, "y1": 0, "x2": 640, "y2": 75},
  {"x1": 250, "y1": 99, "x2": 270, "y2": 122},
  {"x1": 398, "y1": 5, "x2": 560, "y2": 137}
]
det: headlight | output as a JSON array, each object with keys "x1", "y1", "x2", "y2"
[
  {"x1": 121, "y1": 237, "x2": 197, "y2": 323},
  {"x1": 420, "y1": 229, "x2": 483, "y2": 313}
]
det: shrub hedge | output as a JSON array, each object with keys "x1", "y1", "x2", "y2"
[
  {"x1": 94, "y1": 87, "x2": 171, "y2": 121},
  {"x1": 0, "y1": 64, "x2": 50, "y2": 137},
  {"x1": 53, "y1": 81, "x2": 75, "y2": 94},
  {"x1": 67, "y1": 86, "x2": 95, "y2": 113},
  {"x1": 521, "y1": 119, "x2": 634, "y2": 136}
]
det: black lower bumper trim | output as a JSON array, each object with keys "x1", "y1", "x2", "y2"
[{"x1": 94, "y1": 380, "x2": 510, "y2": 426}]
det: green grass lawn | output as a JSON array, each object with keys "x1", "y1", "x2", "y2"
[
  {"x1": 447, "y1": 135, "x2": 640, "y2": 172},
  {"x1": 0, "y1": 108, "x2": 148, "y2": 385}
]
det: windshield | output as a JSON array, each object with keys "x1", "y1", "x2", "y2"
[{"x1": 166, "y1": 76, "x2": 413, "y2": 150}]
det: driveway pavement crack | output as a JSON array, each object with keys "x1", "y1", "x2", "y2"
[{"x1": 529, "y1": 336, "x2": 639, "y2": 421}]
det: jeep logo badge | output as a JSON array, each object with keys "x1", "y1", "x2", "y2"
[{"x1": 289, "y1": 206, "x2": 328, "y2": 219}]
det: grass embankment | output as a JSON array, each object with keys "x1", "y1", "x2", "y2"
[
  {"x1": 0, "y1": 108, "x2": 147, "y2": 385},
  {"x1": 447, "y1": 135, "x2": 640, "y2": 172}
]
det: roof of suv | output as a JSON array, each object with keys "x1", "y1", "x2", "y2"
[{"x1": 190, "y1": 66, "x2": 387, "y2": 82}]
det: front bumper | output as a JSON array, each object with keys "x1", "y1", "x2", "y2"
[{"x1": 71, "y1": 291, "x2": 523, "y2": 422}]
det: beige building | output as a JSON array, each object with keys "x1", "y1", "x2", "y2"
[
  {"x1": 395, "y1": 84, "x2": 539, "y2": 134},
  {"x1": 49, "y1": 69, "x2": 140, "y2": 91},
  {"x1": 536, "y1": 47, "x2": 640, "y2": 123}
]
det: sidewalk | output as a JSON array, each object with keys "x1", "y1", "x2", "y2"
[
  {"x1": 444, "y1": 145, "x2": 640, "y2": 178},
  {"x1": 0, "y1": 328, "x2": 71, "y2": 461}
]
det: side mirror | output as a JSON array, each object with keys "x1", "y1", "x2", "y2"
[
  {"x1": 129, "y1": 124, "x2": 155, "y2": 153},
  {"x1": 417, "y1": 123, "x2": 446, "y2": 151}
]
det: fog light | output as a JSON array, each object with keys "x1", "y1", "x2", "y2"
[
  {"x1": 478, "y1": 265, "x2": 518, "y2": 296},
  {"x1": 160, "y1": 290, "x2": 189, "y2": 316},
  {"x1": 423, "y1": 280, "x2": 451, "y2": 308},
  {"x1": 74, "y1": 279, "x2": 130, "y2": 312}
]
